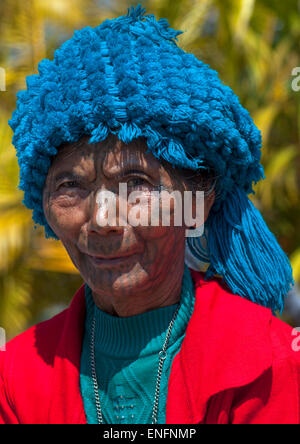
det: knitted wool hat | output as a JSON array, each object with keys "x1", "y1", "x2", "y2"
[{"x1": 8, "y1": 4, "x2": 293, "y2": 312}]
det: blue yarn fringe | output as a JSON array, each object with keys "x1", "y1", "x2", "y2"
[{"x1": 202, "y1": 186, "x2": 294, "y2": 314}]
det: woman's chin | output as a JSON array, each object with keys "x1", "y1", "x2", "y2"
[{"x1": 85, "y1": 265, "x2": 150, "y2": 297}]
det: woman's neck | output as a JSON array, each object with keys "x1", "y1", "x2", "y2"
[{"x1": 91, "y1": 262, "x2": 185, "y2": 317}]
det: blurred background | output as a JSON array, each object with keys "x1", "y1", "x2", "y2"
[{"x1": 0, "y1": 0, "x2": 300, "y2": 340}]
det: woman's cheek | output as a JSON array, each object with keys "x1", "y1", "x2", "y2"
[
  {"x1": 136, "y1": 224, "x2": 171, "y2": 240},
  {"x1": 47, "y1": 200, "x2": 86, "y2": 236},
  {"x1": 132, "y1": 196, "x2": 184, "y2": 240}
]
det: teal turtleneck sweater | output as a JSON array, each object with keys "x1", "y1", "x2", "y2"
[{"x1": 79, "y1": 265, "x2": 195, "y2": 424}]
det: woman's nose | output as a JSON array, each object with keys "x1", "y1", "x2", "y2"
[{"x1": 87, "y1": 188, "x2": 125, "y2": 235}]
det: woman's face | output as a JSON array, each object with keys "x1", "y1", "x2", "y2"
[{"x1": 43, "y1": 135, "x2": 213, "y2": 315}]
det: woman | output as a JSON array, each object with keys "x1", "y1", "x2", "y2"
[{"x1": 1, "y1": 5, "x2": 299, "y2": 424}]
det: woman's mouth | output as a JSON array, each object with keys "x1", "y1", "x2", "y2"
[{"x1": 87, "y1": 253, "x2": 139, "y2": 267}]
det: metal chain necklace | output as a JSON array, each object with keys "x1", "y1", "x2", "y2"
[{"x1": 90, "y1": 304, "x2": 180, "y2": 425}]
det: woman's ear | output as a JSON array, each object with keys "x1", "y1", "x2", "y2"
[
  {"x1": 204, "y1": 190, "x2": 215, "y2": 223},
  {"x1": 184, "y1": 190, "x2": 215, "y2": 238},
  {"x1": 188, "y1": 190, "x2": 215, "y2": 228}
]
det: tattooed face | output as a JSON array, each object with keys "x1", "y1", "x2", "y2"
[{"x1": 43, "y1": 134, "x2": 214, "y2": 316}]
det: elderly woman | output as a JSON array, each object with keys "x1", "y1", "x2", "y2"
[{"x1": 1, "y1": 5, "x2": 300, "y2": 425}]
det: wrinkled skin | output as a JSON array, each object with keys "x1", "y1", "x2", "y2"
[{"x1": 43, "y1": 134, "x2": 214, "y2": 317}]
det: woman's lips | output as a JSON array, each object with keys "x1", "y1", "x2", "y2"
[{"x1": 87, "y1": 253, "x2": 139, "y2": 267}]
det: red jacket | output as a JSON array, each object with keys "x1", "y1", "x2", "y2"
[{"x1": 1, "y1": 271, "x2": 300, "y2": 424}]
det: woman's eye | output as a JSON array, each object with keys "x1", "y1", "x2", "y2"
[
  {"x1": 59, "y1": 181, "x2": 80, "y2": 189},
  {"x1": 127, "y1": 177, "x2": 150, "y2": 188}
]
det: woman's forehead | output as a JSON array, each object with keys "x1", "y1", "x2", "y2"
[{"x1": 49, "y1": 135, "x2": 164, "y2": 176}]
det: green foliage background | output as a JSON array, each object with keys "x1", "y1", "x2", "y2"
[{"x1": 0, "y1": 0, "x2": 300, "y2": 340}]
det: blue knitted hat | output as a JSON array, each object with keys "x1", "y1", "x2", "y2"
[{"x1": 8, "y1": 4, "x2": 293, "y2": 312}]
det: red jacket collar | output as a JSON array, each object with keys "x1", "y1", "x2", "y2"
[{"x1": 47, "y1": 270, "x2": 273, "y2": 424}]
